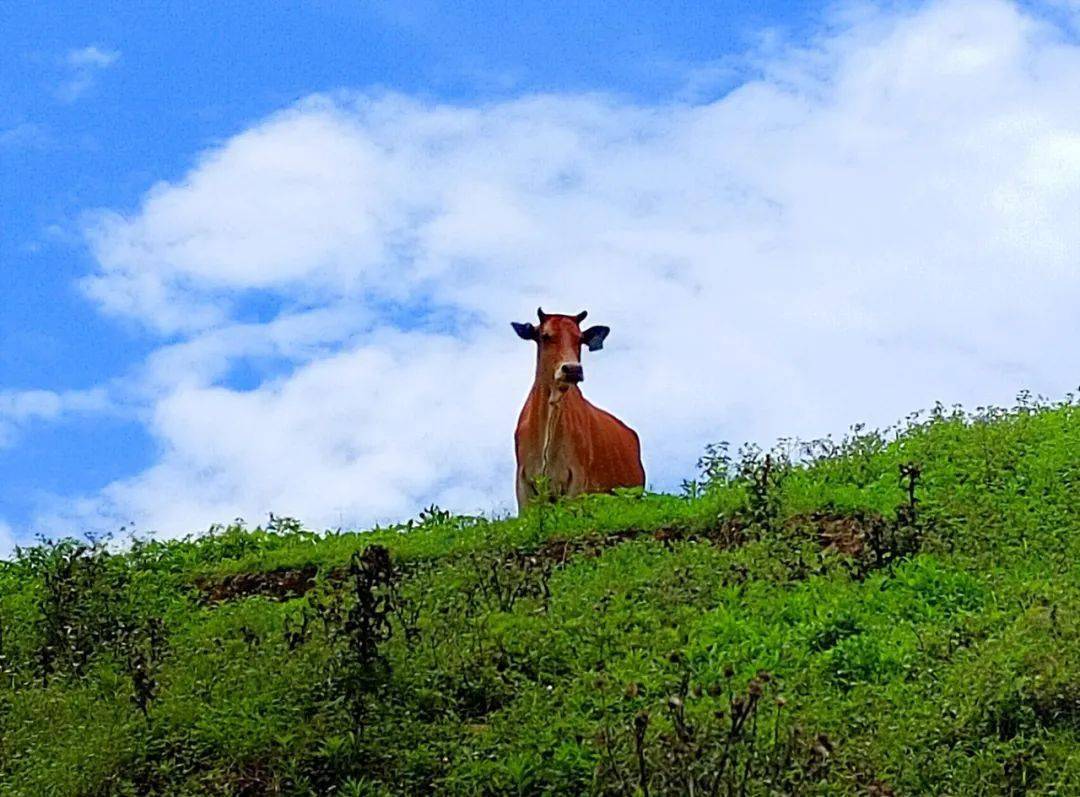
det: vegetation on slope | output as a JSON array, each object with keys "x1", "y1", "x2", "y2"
[{"x1": 0, "y1": 394, "x2": 1078, "y2": 795}]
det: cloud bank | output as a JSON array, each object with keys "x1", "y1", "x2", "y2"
[{"x1": 28, "y1": 0, "x2": 1080, "y2": 538}]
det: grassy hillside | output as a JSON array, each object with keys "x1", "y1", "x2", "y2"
[{"x1": 1, "y1": 395, "x2": 1078, "y2": 795}]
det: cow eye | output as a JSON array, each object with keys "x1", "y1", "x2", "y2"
[{"x1": 541, "y1": 333, "x2": 554, "y2": 342}]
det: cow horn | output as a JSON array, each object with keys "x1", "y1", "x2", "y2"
[
  {"x1": 575, "y1": 310, "x2": 588, "y2": 323},
  {"x1": 537, "y1": 307, "x2": 549, "y2": 322}
]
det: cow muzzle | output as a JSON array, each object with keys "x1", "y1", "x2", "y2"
[{"x1": 557, "y1": 363, "x2": 584, "y2": 384}]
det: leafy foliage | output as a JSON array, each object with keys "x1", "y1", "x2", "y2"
[{"x1": 0, "y1": 394, "x2": 1078, "y2": 794}]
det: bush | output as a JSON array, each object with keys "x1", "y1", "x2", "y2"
[{"x1": 0, "y1": 395, "x2": 1077, "y2": 794}]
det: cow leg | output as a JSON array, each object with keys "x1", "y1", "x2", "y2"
[
  {"x1": 564, "y1": 467, "x2": 579, "y2": 499},
  {"x1": 517, "y1": 468, "x2": 548, "y2": 510},
  {"x1": 516, "y1": 470, "x2": 531, "y2": 511}
]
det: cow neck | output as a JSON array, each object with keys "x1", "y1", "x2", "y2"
[{"x1": 530, "y1": 379, "x2": 579, "y2": 480}]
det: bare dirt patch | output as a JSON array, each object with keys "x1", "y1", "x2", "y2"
[
  {"x1": 194, "y1": 565, "x2": 323, "y2": 603},
  {"x1": 193, "y1": 518, "x2": 749, "y2": 604},
  {"x1": 535, "y1": 518, "x2": 747, "y2": 566},
  {"x1": 784, "y1": 509, "x2": 889, "y2": 558}
]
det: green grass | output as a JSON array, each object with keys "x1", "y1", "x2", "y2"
[{"x1": 0, "y1": 395, "x2": 1077, "y2": 795}]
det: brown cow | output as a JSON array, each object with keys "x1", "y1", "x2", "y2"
[{"x1": 512, "y1": 308, "x2": 645, "y2": 509}]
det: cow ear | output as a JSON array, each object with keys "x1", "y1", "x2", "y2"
[
  {"x1": 512, "y1": 322, "x2": 537, "y2": 341},
  {"x1": 581, "y1": 325, "x2": 610, "y2": 352}
]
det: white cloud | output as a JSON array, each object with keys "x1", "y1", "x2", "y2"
[
  {"x1": 0, "y1": 122, "x2": 48, "y2": 150},
  {"x1": 31, "y1": 0, "x2": 1080, "y2": 537},
  {"x1": 57, "y1": 330, "x2": 522, "y2": 534},
  {"x1": 58, "y1": 45, "x2": 120, "y2": 102},
  {"x1": 0, "y1": 388, "x2": 111, "y2": 449},
  {"x1": 67, "y1": 46, "x2": 120, "y2": 69},
  {"x1": 0, "y1": 521, "x2": 17, "y2": 561}
]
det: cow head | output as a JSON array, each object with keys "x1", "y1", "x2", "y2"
[{"x1": 512, "y1": 307, "x2": 610, "y2": 389}]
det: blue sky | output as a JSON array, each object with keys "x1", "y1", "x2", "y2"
[
  {"x1": 3, "y1": 0, "x2": 811, "y2": 384},
  {"x1": 2, "y1": 0, "x2": 1079, "y2": 552},
  {"x1": 1, "y1": 0, "x2": 818, "y2": 538}
]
